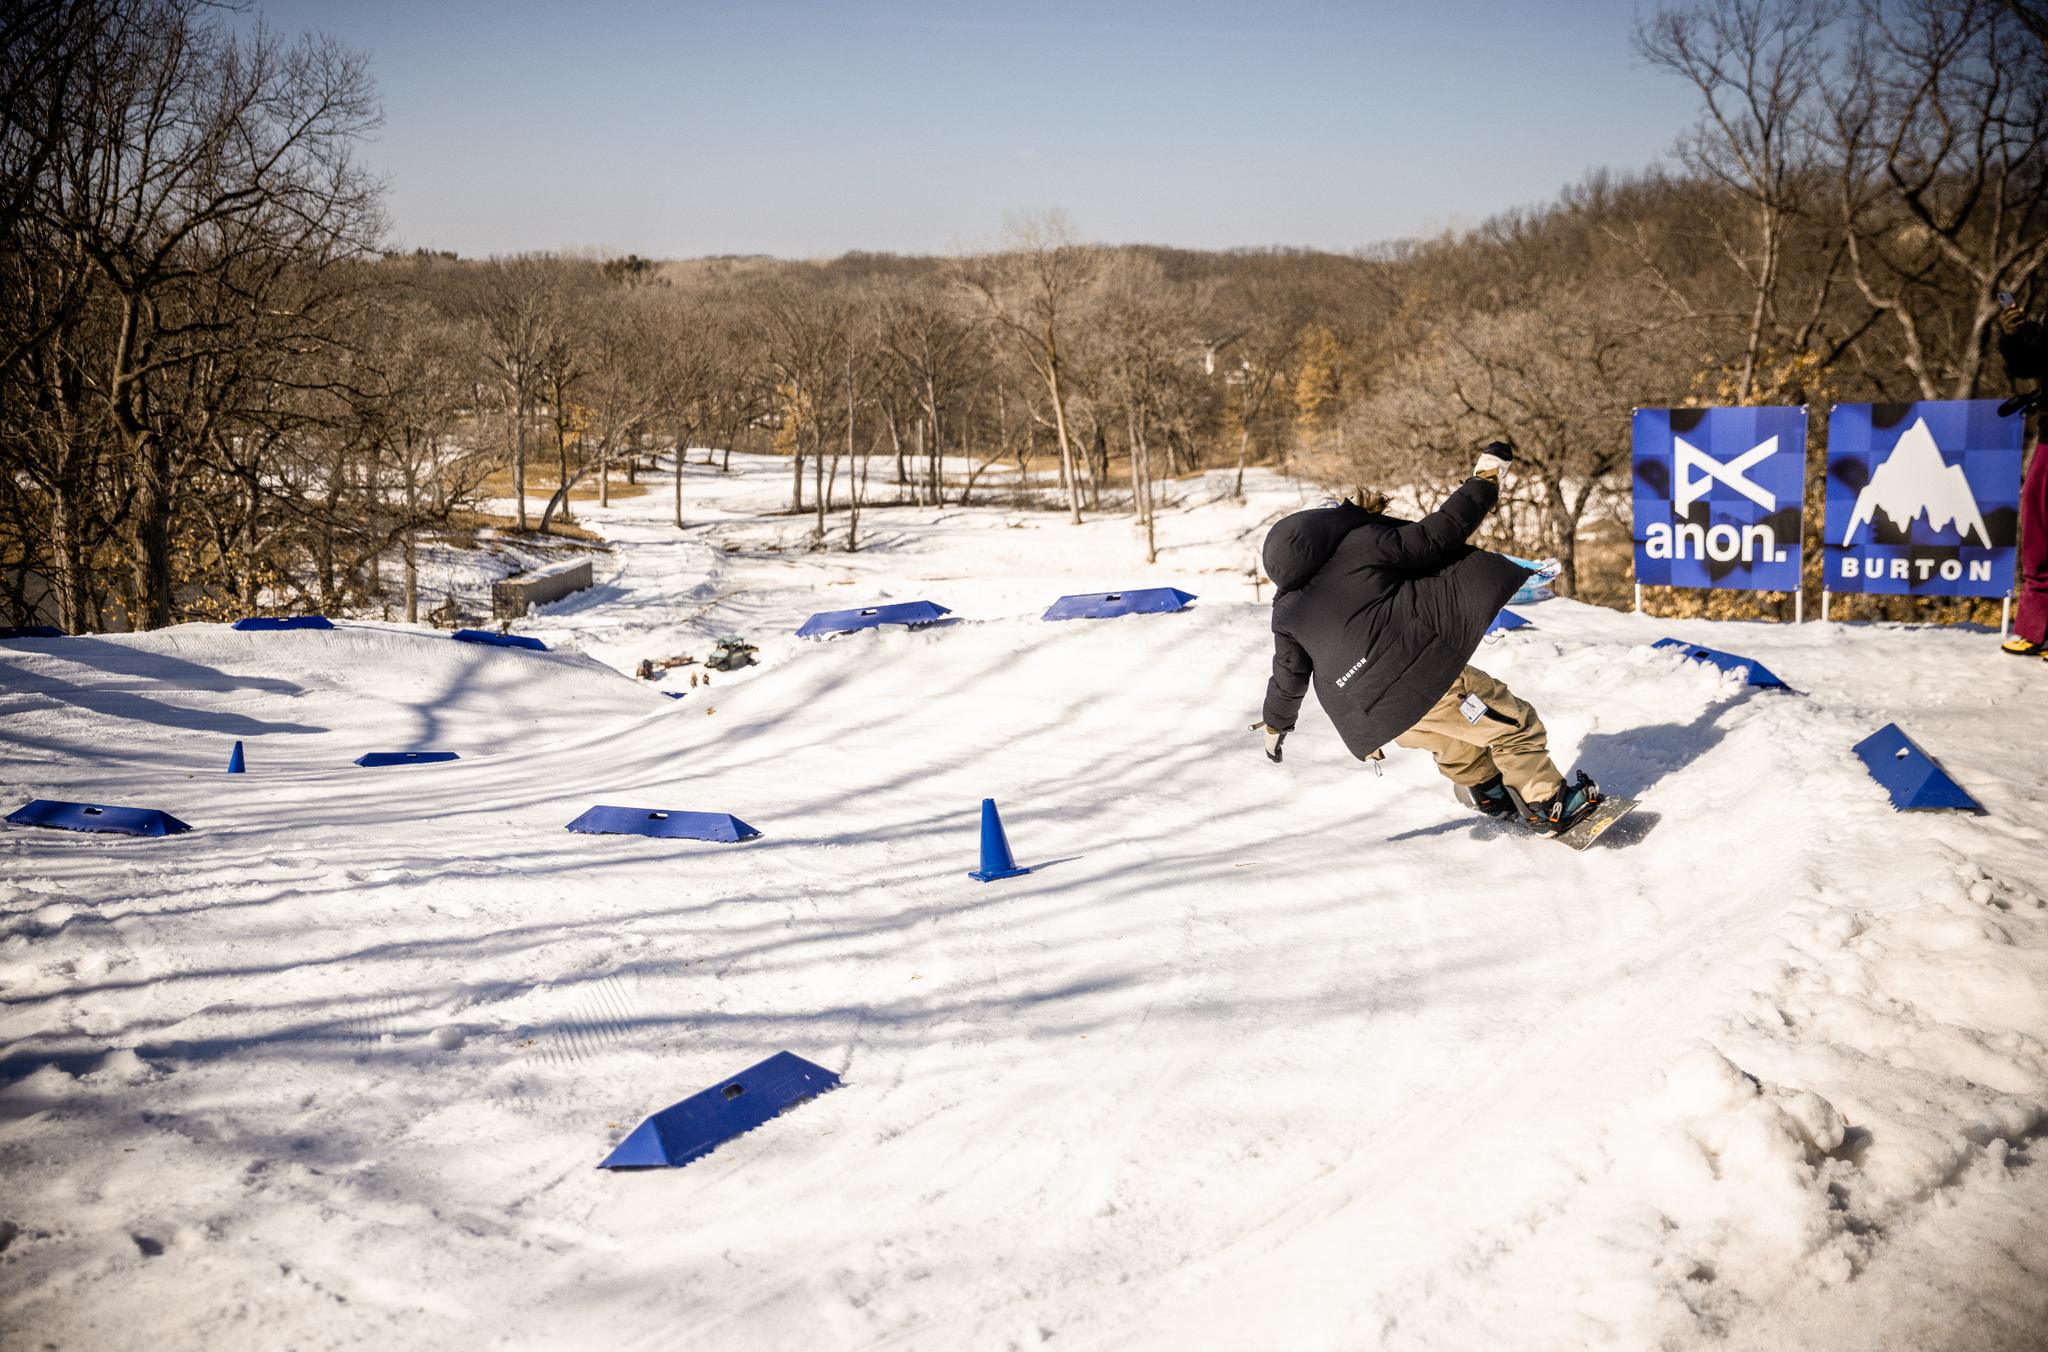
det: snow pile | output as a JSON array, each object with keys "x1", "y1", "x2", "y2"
[{"x1": 2, "y1": 455, "x2": 2046, "y2": 1350}]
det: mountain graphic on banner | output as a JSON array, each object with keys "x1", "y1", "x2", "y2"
[{"x1": 1841, "y1": 417, "x2": 1991, "y2": 547}]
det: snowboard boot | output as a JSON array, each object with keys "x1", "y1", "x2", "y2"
[
  {"x1": 1454, "y1": 774, "x2": 1516, "y2": 820},
  {"x1": 2001, "y1": 636, "x2": 2046, "y2": 656},
  {"x1": 1522, "y1": 772, "x2": 1602, "y2": 836}
]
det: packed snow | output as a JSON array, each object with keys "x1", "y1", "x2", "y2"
[{"x1": 4, "y1": 454, "x2": 2047, "y2": 1350}]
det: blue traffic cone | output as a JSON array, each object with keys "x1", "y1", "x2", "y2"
[
  {"x1": 227, "y1": 740, "x2": 245, "y2": 774},
  {"x1": 968, "y1": 798, "x2": 1030, "y2": 882}
]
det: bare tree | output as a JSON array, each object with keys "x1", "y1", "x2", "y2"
[
  {"x1": 1208, "y1": 260, "x2": 1322, "y2": 497},
  {"x1": 1828, "y1": 0, "x2": 2048, "y2": 397},
  {"x1": 452, "y1": 256, "x2": 579, "y2": 532},
  {"x1": 3, "y1": 0, "x2": 383, "y2": 626},
  {"x1": 956, "y1": 210, "x2": 1099, "y2": 524},
  {"x1": 1090, "y1": 255, "x2": 1201, "y2": 561},
  {"x1": 1637, "y1": 0, "x2": 1844, "y2": 403},
  {"x1": 874, "y1": 276, "x2": 980, "y2": 507}
]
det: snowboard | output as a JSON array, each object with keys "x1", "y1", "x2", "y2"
[
  {"x1": 1544, "y1": 795, "x2": 1639, "y2": 850},
  {"x1": 1456, "y1": 782, "x2": 1641, "y2": 850}
]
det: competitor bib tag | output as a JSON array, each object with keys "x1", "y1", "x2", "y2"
[{"x1": 1459, "y1": 693, "x2": 1488, "y2": 725}]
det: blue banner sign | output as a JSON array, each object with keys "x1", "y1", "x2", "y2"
[
  {"x1": 1633, "y1": 406, "x2": 1807, "y2": 592},
  {"x1": 1823, "y1": 401, "x2": 2021, "y2": 598}
]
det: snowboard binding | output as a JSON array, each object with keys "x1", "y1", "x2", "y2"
[
  {"x1": 1504, "y1": 772, "x2": 1602, "y2": 836},
  {"x1": 1453, "y1": 775, "x2": 1517, "y2": 820},
  {"x1": 1459, "y1": 771, "x2": 1637, "y2": 849}
]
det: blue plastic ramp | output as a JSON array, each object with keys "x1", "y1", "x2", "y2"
[
  {"x1": 1041, "y1": 588, "x2": 1196, "y2": 621},
  {"x1": 1652, "y1": 638, "x2": 1787, "y2": 689},
  {"x1": 452, "y1": 629, "x2": 547, "y2": 651},
  {"x1": 0, "y1": 626, "x2": 65, "y2": 640},
  {"x1": 796, "y1": 600, "x2": 951, "y2": 637},
  {"x1": 1852, "y1": 724, "x2": 1982, "y2": 812},
  {"x1": 232, "y1": 616, "x2": 333, "y2": 631},
  {"x1": 600, "y1": 1051, "x2": 840, "y2": 1169},
  {"x1": 1487, "y1": 608, "x2": 1530, "y2": 635},
  {"x1": 6, "y1": 800, "x2": 191, "y2": 837},
  {"x1": 565, "y1": 805, "x2": 761, "y2": 842},
  {"x1": 355, "y1": 751, "x2": 460, "y2": 768}
]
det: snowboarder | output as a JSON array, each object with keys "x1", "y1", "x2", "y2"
[
  {"x1": 1996, "y1": 299, "x2": 2048, "y2": 660},
  {"x1": 1251, "y1": 441, "x2": 1601, "y2": 836}
]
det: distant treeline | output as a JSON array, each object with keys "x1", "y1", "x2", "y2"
[{"x1": 3, "y1": 0, "x2": 2043, "y2": 632}]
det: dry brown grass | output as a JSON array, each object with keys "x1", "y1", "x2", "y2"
[
  {"x1": 437, "y1": 510, "x2": 609, "y2": 547},
  {"x1": 475, "y1": 466, "x2": 652, "y2": 504}
]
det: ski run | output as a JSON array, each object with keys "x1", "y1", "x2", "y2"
[{"x1": 4, "y1": 453, "x2": 2047, "y2": 1351}]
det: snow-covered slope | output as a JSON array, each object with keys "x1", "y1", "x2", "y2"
[{"x1": 3, "y1": 457, "x2": 2046, "y2": 1351}]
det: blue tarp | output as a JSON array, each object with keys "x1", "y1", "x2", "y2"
[
  {"x1": 600, "y1": 1051, "x2": 841, "y2": 1169},
  {"x1": 452, "y1": 629, "x2": 547, "y2": 651},
  {"x1": 354, "y1": 751, "x2": 461, "y2": 768},
  {"x1": 6, "y1": 800, "x2": 190, "y2": 837},
  {"x1": 1487, "y1": 609, "x2": 1530, "y2": 634},
  {"x1": 0, "y1": 626, "x2": 65, "y2": 640},
  {"x1": 565, "y1": 805, "x2": 761, "y2": 842},
  {"x1": 1041, "y1": 588, "x2": 1196, "y2": 621},
  {"x1": 796, "y1": 600, "x2": 951, "y2": 637},
  {"x1": 1651, "y1": 638, "x2": 1788, "y2": 689},
  {"x1": 1852, "y1": 723, "x2": 1983, "y2": 812},
  {"x1": 232, "y1": 616, "x2": 333, "y2": 631}
]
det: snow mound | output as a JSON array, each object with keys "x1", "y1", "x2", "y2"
[{"x1": 4, "y1": 458, "x2": 2048, "y2": 1350}]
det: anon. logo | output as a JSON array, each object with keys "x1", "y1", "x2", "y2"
[{"x1": 1675, "y1": 435, "x2": 1779, "y2": 512}]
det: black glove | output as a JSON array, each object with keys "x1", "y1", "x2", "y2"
[
  {"x1": 1250, "y1": 721, "x2": 1288, "y2": 763},
  {"x1": 1475, "y1": 441, "x2": 1513, "y2": 481}
]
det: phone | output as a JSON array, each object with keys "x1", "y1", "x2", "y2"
[{"x1": 1999, "y1": 290, "x2": 2018, "y2": 308}]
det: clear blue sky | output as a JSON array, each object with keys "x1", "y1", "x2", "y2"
[{"x1": 252, "y1": 1, "x2": 1701, "y2": 260}]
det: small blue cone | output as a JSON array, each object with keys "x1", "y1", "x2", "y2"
[
  {"x1": 227, "y1": 741, "x2": 245, "y2": 774},
  {"x1": 968, "y1": 798, "x2": 1030, "y2": 882}
]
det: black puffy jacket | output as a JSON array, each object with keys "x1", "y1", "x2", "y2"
[
  {"x1": 2001, "y1": 320, "x2": 2048, "y2": 381},
  {"x1": 1260, "y1": 479, "x2": 1532, "y2": 760}
]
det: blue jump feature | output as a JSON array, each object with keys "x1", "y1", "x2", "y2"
[
  {"x1": 231, "y1": 616, "x2": 333, "y2": 631},
  {"x1": 1487, "y1": 608, "x2": 1530, "y2": 635},
  {"x1": 452, "y1": 629, "x2": 547, "y2": 651},
  {"x1": 565, "y1": 805, "x2": 761, "y2": 842},
  {"x1": 1852, "y1": 723, "x2": 1983, "y2": 813},
  {"x1": 1651, "y1": 638, "x2": 1788, "y2": 689},
  {"x1": 969, "y1": 798, "x2": 1029, "y2": 881},
  {"x1": 0, "y1": 625, "x2": 65, "y2": 640},
  {"x1": 600, "y1": 1051, "x2": 841, "y2": 1170},
  {"x1": 796, "y1": 600, "x2": 951, "y2": 637},
  {"x1": 1041, "y1": 588, "x2": 1196, "y2": 621},
  {"x1": 355, "y1": 751, "x2": 460, "y2": 768},
  {"x1": 6, "y1": 800, "x2": 191, "y2": 837}
]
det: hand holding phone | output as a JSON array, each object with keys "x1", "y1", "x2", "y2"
[{"x1": 1998, "y1": 290, "x2": 2018, "y2": 308}]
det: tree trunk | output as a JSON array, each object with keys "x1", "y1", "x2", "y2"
[
  {"x1": 1130, "y1": 404, "x2": 1156, "y2": 563},
  {"x1": 514, "y1": 392, "x2": 530, "y2": 531},
  {"x1": 814, "y1": 421, "x2": 828, "y2": 540},
  {"x1": 913, "y1": 419, "x2": 925, "y2": 507},
  {"x1": 1046, "y1": 362, "x2": 1082, "y2": 524},
  {"x1": 130, "y1": 432, "x2": 174, "y2": 629},
  {"x1": 546, "y1": 413, "x2": 570, "y2": 536},
  {"x1": 846, "y1": 353, "x2": 860, "y2": 552},
  {"x1": 790, "y1": 396, "x2": 807, "y2": 513},
  {"x1": 404, "y1": 528, "x2": 418, "y2": 623}
]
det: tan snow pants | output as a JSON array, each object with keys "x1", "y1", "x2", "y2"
[{"x1": 1392, "y1": 664, "x2": 1564, "y2": 803}]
